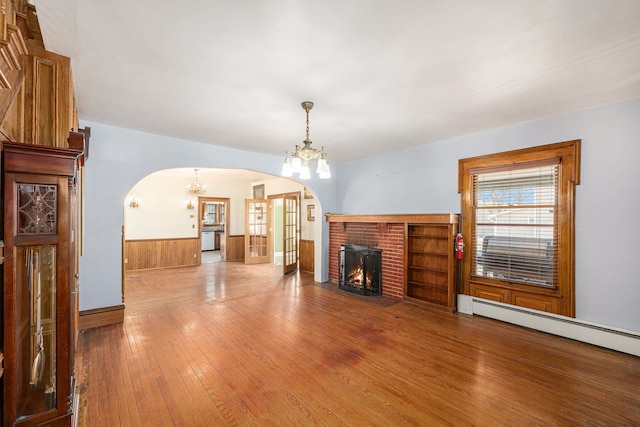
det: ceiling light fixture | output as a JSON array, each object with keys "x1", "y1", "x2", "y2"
[
  {"x1": 281, "y1": 101, "x2": 330, "y2": 179},
  {"x1": 186, "y1": 168, "x2": 206, "y2": 196}
]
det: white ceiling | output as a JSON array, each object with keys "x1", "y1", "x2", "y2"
[{"x1": 36, "y1": 1, "x2": 640, "y2": 164}]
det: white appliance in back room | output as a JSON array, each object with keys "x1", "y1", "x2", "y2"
[{"x1": 202, "y1": 230, "x2": 215, "y2": 251}]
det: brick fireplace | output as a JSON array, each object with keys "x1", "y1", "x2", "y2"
[
  {"x1": 326, "y1": 214, "x2": 459, "y2": 307},
  {"x1": 328, "y1": 221, "x2": 405, "y2": 298}
]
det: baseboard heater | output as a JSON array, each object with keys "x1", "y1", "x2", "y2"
[{"x1": 458, "y1": 295, "x2": 640, "y2": 357}]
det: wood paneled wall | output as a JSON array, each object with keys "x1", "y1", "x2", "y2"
[
  {"x1": 124, "y1": 238, "x2": 201, "y2": 271},
  {"x1": 300, "y1": 239, "x2": 314, "y2": 273},
  {"x1": 226, "y1": 235, "x2": 245, "y2": 261},
  {"x1": 0, "y1": 3, "x2": 78, "y2": 147}
]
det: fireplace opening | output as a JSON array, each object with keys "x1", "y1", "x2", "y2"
[{"x1": 339, "y1": 244, "x2": 382, "y2": 295}]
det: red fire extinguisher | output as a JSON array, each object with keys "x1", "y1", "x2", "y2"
[{"x1": 455, "y1": 233, "x2": 464, "y2": 260}]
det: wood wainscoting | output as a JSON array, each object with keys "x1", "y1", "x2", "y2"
[
  {"x1": 124, "y1": 237, "x2": 200, "y2": 271},
  {"x1": 225, "y1": 235, "x2": 245, "y2": 261},
  {"x1": 300, "y1": 239, "x2": 314, "y2": 273}
]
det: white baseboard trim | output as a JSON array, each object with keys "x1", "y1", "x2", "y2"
[{"x1": 457, "y1": 294, "x2": 640, "y2": 357}]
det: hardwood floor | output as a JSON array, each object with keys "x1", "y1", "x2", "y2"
[{"x1": 75, "y1": 261, "x2": 640, "y2": 426}]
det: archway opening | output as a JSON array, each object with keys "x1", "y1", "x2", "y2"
[{"x1": 121, "y1": 167, "x2": 324, "y2": 300}]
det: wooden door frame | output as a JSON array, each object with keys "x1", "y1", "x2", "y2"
[{"x1": 198, "y1": 196, "x2": 230, "y2": 262}]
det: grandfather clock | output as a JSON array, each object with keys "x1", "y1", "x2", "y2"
[{"x1": 1, "y1": 141, "x2": 84, "y2": 426}]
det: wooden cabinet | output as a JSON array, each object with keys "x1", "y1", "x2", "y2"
[
  {"x1": 0, "y1": 5, "x2": 84, "y2": 423},
  {"x1": 214, "y1": 232, "x2": 221, "y2": 250},
  {"x1": 23, "y1": 43, "x2": 77, "y2": 148},
  {"x1": 0, "y1": 3, "x2": 78, "y2": 149},
  {"x1": 405, "y1": 221, "x2": 458, "y2": 310},
  {"x1": 2, "y1": 141, "x2": 84, "y2": 426}
]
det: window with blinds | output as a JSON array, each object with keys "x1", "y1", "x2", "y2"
[
  {"x1": 472, "y1": 162, "x2": 558, "y2": 287},
  {"x1": 459, "y1": 140, "x2": 580, "y2": 316}
]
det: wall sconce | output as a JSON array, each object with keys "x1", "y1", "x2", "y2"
[
  {"x1": 187, "y1": 200, "x2": 195, "y2": 210},
  {"x1": 129, "y1": 197, "x2": 139, "y2": 208}
]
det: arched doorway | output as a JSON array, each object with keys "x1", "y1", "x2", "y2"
[{"x1": 121, "y1": 167, "x2": 322, "y2": 301}]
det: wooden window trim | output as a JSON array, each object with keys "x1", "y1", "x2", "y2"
[{"x1": 458, "y1": 140, "x2": 581, "y2": 317}]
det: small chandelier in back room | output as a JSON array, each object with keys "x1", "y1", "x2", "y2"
[
  {"x1": 281, "y1": 101, "x2": 331, "y2": 179},
  {"x1": 186, "y1": 168, "x2": 206, "y2": 196}
]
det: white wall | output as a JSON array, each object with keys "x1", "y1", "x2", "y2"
[
  {"x1": 79, "y1": 122, "x2": 336, "y2": 311},
  {"x1": 257, "y1": 179, "x2": 318, "y2": 241},
  {"x1": 335, "y1": 97, "x2": 640, "y2": 333},
  {"x1": 125, "y1": 170, "x2": 257, "y2": 239},
  {"x1": 126, "y1": 173, "x2": 198, "y2": 239},
  {"x1": 300, "y1": 197, "x2": 317, "y2": 241}
]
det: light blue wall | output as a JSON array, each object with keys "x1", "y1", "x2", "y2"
[
  {"x1": 335, "y1": 97, "x2": 640, "y2": 332},
  {"x1": 78, "y1": 122, "x2": 337, "y2": 311},
  {"x1": 80, "y1": 97, "x2": 640, "y2": 333}
]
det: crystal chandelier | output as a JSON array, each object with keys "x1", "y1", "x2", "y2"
[
  {"x1": 281, "y1": 101, "x2": 331, "y2": 179},
  {"x1": 186, "y1": 168, "x2": 206, "y2": 195}
]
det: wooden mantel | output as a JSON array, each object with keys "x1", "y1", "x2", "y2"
[{"x1": 325, "y1": 213, "x2": 459, "y2": 224}]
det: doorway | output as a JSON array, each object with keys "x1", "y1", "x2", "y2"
[{"x1": 199, "y1": 197, "x2": 230, "y2": 263}]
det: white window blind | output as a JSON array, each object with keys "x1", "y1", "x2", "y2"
[{"x1": 472, "y1": 163, "x2": 559, "y2": 287}]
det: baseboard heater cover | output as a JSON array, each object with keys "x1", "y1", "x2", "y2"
[{"x1": 463, "y1": 296, "x2": 640, "y2": 357}]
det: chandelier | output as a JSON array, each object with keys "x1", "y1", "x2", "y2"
[
  {"x1": 186, "y1": 168, "x2": 206, "y2": 195},
  {"x1": 281, "y1": 101, "x2": 331, "y2": 179}
]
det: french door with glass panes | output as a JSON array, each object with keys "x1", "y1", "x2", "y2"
[
  {"x1": 245, "y1": 199, "x2": 269, "y2": 264},
  {"x1": 282, "y1": 194, "x2": 299, "y2": 274}
]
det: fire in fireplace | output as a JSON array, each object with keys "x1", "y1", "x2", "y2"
[{"x1": 339, "y1": 244, "x2": 382, "y2": 295}]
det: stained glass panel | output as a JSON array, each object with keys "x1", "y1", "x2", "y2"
[{"x1": 18, "y1": 184, "x2": 57, "y2": 234}]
